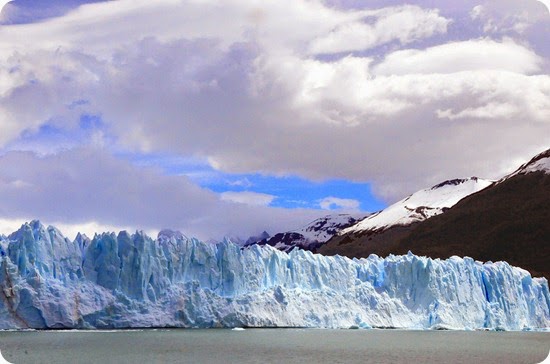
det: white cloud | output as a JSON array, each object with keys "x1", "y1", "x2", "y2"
[
  {"x1": 227, "y1": 178, "x2": 253, "y2": 188},
  {"x1": 470, "y1": 5, "x2": 484, "y2": 19},
  {"x1": 539, "y1": 0, "x2": 550, "y2": 12},
  {"x1": 319, "y1": 197, "x2": 360, "y2": 211},
  {"x1": 309, "y1": 5, "x2": 449, "y2": 54},
  {"x1": 220, "y1": 191, "x2": 276, "y2": 206},
  {"x1": 374, "y1": 38, "x2": 543, "y2": 75},
  {"x1": 255, "y1": 50, "x2": 549, "y2": 127},
  {"x1": 436, "y1": 102, "x2": 518, "y2": 120},
  {"x1": 469, "y1": 1, "x2": 549, "y2": 35}
]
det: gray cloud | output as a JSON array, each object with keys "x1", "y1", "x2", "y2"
[
  {"x1": 0, "y1": 0, "x2": 548, "y2": 208},
  {"x1": 0, "y1": 149, "x2": 321, "y2": 239}
]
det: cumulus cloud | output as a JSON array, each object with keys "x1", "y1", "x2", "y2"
[
  {"x1": 319, "y1": 197, "x2": 360, "y2": 211},
  {"x1": 436, "y1": 102, "x2": 518, "y2": 120},
  {"x1": 0, "y1": 0, "x2": 548, "y2": 210},
  {"x1": 373, "y1": 38, "x2": 543, "y2": 75},
  {"x1": 220, "y1": 191, "x2": 277, "y2": 206},
  {"x1": 469, "y1": 1, "x2": 549, "y2": 34},
  {"x1": 308, "y1": 5, "x2": 449, "y2": 54}
]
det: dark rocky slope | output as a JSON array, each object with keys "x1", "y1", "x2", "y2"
[
  {"x1": 395, "y1": 171, "x2": 550, "y2": 278},
  {"x1": 321, "y1": 150, "x2": 550, "y2": 279}
]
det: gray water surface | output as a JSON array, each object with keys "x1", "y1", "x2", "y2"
[{"x1": 0, "y1": 329, "x2": 549, "y2": 364}]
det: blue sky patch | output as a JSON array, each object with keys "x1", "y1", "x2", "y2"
[{"x1": 121, "y1": 151, "x2": 386, "y2": 212}]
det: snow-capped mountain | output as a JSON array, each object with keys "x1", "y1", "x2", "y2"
[
  {"x1": 393, "y1": 148, "x2": 550, "y2": 279},
  {"x1": 502, "y1": 148, "x2": 550, "y2": 180},
  {"x1": 340, "y1": 177, "x2": 492, "y2": 236},
  {"x1": 0, "y1": 221, "x2": 548, "y2": 330},
  {"x1": 245, "y1": 213, "x2": 367, "y2": 252},
  {"x1": 321, "y1": 148, "x2": 550, "y2": 279}
]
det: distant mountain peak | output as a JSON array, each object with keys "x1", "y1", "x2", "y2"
[
  {"x1": 245, "y1": 231, "x2": 270, "y2": 246},
  {"x1": 245, "y1": 213, "x2": 367, "y2": 252}
]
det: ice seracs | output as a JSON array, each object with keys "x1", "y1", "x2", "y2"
[
  {"x1": 340, "y1": 177, "x2": 492, "y2": 236},
  {"x1": 0, "y1": 221, "x2": 548, "y2": 330}
]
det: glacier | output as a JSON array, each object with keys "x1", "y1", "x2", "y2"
[{"x1": 0, "y1": 221, "x2": 548, "y2": 330}]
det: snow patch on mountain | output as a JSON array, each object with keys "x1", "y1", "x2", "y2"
[
  {"x1": 505, "y1": 149, "x2": 550, "y2": 179},
  {"x1": 341, "y1": 177, "x2": 493, "y2": 235},
  {"x1": 525, "y1": 158, "x2": 550, "y2": 174},
  {"x1": 246, "y1": 214, "x2": 367, "y2": 252},
  {"x1": 0, "y1": 221, "x2": 548, "y2": 330},
  {"x1": 295, "y1": 213, "x2": 368, "y2": 242}
]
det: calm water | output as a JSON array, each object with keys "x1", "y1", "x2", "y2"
[{"x1": 0, "y1": 329, "x2": 548, "y2": 364}]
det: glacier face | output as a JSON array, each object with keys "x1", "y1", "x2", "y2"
[{"x1": 0, "y1": 221, "x2": 548, "y2": 330}]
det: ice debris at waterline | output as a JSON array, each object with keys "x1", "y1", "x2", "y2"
[{"x1": 0, "y1": 221, "x2": 548, "y2": 330}]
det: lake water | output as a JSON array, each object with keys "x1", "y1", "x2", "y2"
[{"x1": 0, "y1": 329, "x2": 548, "y2": 364}]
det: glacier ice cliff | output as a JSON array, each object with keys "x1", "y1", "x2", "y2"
[{"x1": 0, "y1": 221, "x2": 548, "y2": 330}]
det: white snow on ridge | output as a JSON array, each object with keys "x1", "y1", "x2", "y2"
[
  {"x1": 341, "y1": 177, "x2": 493, "y2": 235},
  {"x1": 504, "y1": 150, "x2": 550, "y2": 180},
  {"x1": 525, "y1": 157, "x2": 550, "y2": 174},
  {"x1": 295, "y1": 213, "x2": 368, "y2": 243}
]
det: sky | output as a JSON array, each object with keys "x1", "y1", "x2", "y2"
[{"x1": 0, "y1": 0, "x2": 548, "y2": 240}]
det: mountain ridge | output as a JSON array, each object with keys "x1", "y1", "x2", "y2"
[
  {"x1": 244, "y1": 213, "x2": 367, "y2": 252},
  {"x1": 320, "y1": 148, "x2": 550, "y2": 279},
  {"x1": 339, "y1": 177, "x2": 493, "y2": 236}
]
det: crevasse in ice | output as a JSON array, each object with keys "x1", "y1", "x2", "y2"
[{"x1": 0, "y1": 221, "x2": 548, "y2": 330}]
